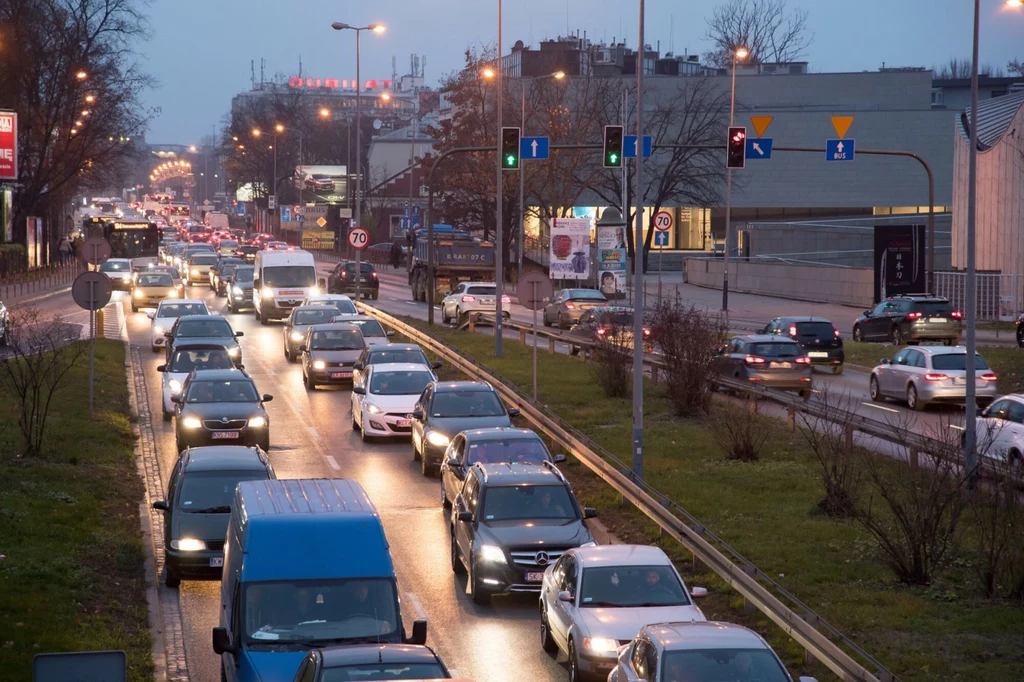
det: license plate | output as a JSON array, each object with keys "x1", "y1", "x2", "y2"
[
  {"x1": 769, "y1": 362, "x2": 791, "y2": 368},
  {"x1": 807, "y1": 352, "x2": 828, "y2": 358},
  {"x1": 397, "y1": 418, "x2": 411, "y2": 428},
  {"x1": 330, "y1": 371, "x2": 352, "y2": 379},
  {"x1": 481, "y1": 298, "x2": 495, "y2": 305},
  {"x1": 211, "y1": 431, "x2": 240, "y2": 439},
  {"x1": 929, "y1": 317, "x2": 947, "y2": 323},
  {"x1": 526, "y1": 572, "x2": 545, "y2": 582},
  {"x1": 209, "y1": 557, "x2": 224, "y2": 568},
  {"x1": 280, "y1": 289, "x2": 303, "y2": 296}
]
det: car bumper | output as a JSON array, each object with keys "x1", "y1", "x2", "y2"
[
  {"x1": 133, "y1": 293, "x2": 174, "y2": 306},
  {"x1": 311, "y1": 367, "x2": 356, "y2": 384},
  {"x1": 419, "y1": 438, "x2": 449, "y2": 467},
  {"x1": 473, "y1": 560, "x2": 548, "y2": 595},
  {"x1": 165, "y1": 547, "x2": 224, "y2": 578},
  {"x1": 260, "y1": 300, "x2": 304, "y2": 319},
  {"x1": 228, "y1": 291, "x2": 254, "y2": 308},
  {"x1": 918, "y1": 383, "x2": 1000, "y2": 404},
  {"x1": 361, "y1": 409, "x2": 414, "y2": 437},
  {"x1": 110, "y1": 278, "x2": 133, "y2": 290},
  {"x1": 578, "y1": 650, "x2": 619, "y2": 676},
  {"x1": 745, "y1": 371, "x2": 813, "y2": 391},
  {"x1": 151, "y1": 333, "x2": 166, "y2": 348},
  {"x1": 333, "y1": 282, "x2": 379, "y2": 295},
  {"x1": 177, "y1": 427, "x2": 267, "y2": 449},
  {"x1": 907, "y1": 323, "x2": 962, "y2": 340}
]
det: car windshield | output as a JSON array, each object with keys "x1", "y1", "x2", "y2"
[
  {"x1": 367, "y1": 349, "x2": 429, "y2": 366},
  {"x1": 156, "y1": 303, "x2": 208, "y2": 319},
  {"x1": 190, "y1": 254, "x2": 218, "y2": 265},
  {"x1": 931, "y1": 353, "x2": 989, "y2": 370},
  {"x1": 220, "y1": 263, "x2": 240, "y2": 277},
  {"x1": 660, "y1": 648, "x2": 790, "y2": 682},
  {"x1": 369, "y1": 370, "x2": 433, "y2": 396},
  {"x1": 431, "y1": 390, "x2": 505, "y2": 418},
  {"x1": 466, "y1": 438, "x2": 550, "y2": 465},
  {"x1": 177, "y1": 471, "x2": 267, "y2": 512},
  {"x1": 185, "y1": 380, "x2": 258, "y2": 403},
  {"x1": 480, "y1": 484, "x2": 577, "y2": 521},
  {"x1": 100, "y1": 260, "x2": 130, "y2": 272},
  {"x1": 263, "y1": 265, "x2": 316, "y2": 287},
  {"x1": 579, "y1": 565, "x2": 689, "y2": 607},
  {"x1": 311, "y1": 329, "x2": 364, "y2": 351},
  {"x1": 312, "y1": 299, "x2": 358, "y2": 315},
  {"x1": 176, "y1": 319, "x2": 234, "y2": 338},
  {"x1": 243, "y1": 578, "x2": 399, "y2": 644},
  {"x1": 169, "y1": 348, "x2": 235, "y2": 372},
  {"x1": 158, "y1": 267, "x2": 181, "y2": 278},
  {"x1": 233, "y1": 268, "x2": 254, "y2": 283},
  {"x1": 598, "y1": 311, "x2": 633, "y2": 326},
  {"x1": 347, "y1": 319, "x2": 386, "y2": 338},
  {"x1": 747, "y1": 342, "x2": 802, "y2": 357},
  {"x1": 320, "y1": 663, "x2": 446, "y2": 681},
  {"x1": 294, "y1": 309, "x2": 336, "y2": 325},
  {"x1": 793, "y1": 321, "x2": 836, "y2": 340},
  {"x1": 138, "y1": 274, "x2": 173, "y2": 287},
  {"x1": 466, "y1": 285, "x2": 496, "y2": 296},
  {"x1": 912, "y1": 301, "x2": 953, "y2": 315},
  {"x1": 220, "y1": 240, "x2": 238, "y2": 248},
  {"x1": 567, "y1": 290, "x2": 606, "y2": 301}
]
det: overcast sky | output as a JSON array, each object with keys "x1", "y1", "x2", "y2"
[{"x1": 141, "y1": 0, "x2": 1023, "y2": 143}]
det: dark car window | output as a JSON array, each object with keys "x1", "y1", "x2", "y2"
[
  {"x1": 369, "y1": 370, "x2": 434, "y2": 396},
  {"x1": 320, "y1": 663, "x2": 446, "y2": 681},
  {"x1": 660, "y1": 648, "x2": 791, "y2": 682},
  {"x1": 431, "y1": 390, "x2": 505, "y2": 418},
  {"x1": 176, "y1": 319, "x2": 234, "y2": 338},
  {"x1": 747, "y1": 342, "x2": 802, "y2": 357},
  {"x1": 232, "y1": 268, "x2": 255, "y2": 283},
  {"x1": 793, "y1": 321, "x2": 835, "y2": 339},
  {"x1": 190, "y1": 254, "x2": 218, "y2": 265},
  {"x1": 566, "y1": 289, "x2": 606, "y2": 301},
  {"x1": 294, "y1": 309, "x2": 335, "y2": 325},
  {"x1": 158, "y1": 303, "x2": 207, "y2": 318},
  {"x1": 579, "y1": 565, "x2": 689, "y2": 607},
  {"x1": 138, "y1": 274, "x2": 173, "y2": 287},
  {"x1": 169, "y1": 348, "x2": 234, "y2": 372},
  {"x1": 318, "y1": 299, "x2": 357, "y2": 314},
  {"x1": 910, "y1": 301, "x2": 953, "y2": 315},
  {"x1": 310, "y1": 329, "x2": 365, "y2": 351},
  {"x1": 466, "y1": 285, "x2": 497, "y2": 296},
  {"x1": 481, "y1": 484, "x2": 576, "y2": 521},
  {"x1": 177, "y1": 471, "x2": 267, "y2": 512},
  {"x1": 346, "y1": 319, "x2": 386, "y2": 338},
  {"x1": 930, "y1": 353, "x2": 989, "y2": 371},
  {"x1": 466, "y1": 438, "x2": 550, "y2": 465},
  {"x1": 367, "y1": 348, "x2": 430, "y2": 366},
  {"x1": 185, "y1": 380, "x2": 258, "y2": 403},
  {"x1": 342, "y1": 262, "x2": 375, "y2": 273},
  {"x1": 598, "y1": 311, "x2": 633, "y2": 326}
]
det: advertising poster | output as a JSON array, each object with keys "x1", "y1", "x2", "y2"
[
  {"x1": 873, "y1": 224, "x2": 925, "y2": 302},
  {"x1": 294, "y1": 165, "x2": 348, "y2": 204},
  {"x1": 1, "y1": 187, "x2": 12, "y2": 243},
  {"x1": 597, "y1": 222, "x2": 627, "y2": 297},
  {"x1": 0, "y1": 111, "x2": 17, "y2": 180},
  {"x1": 548, "y1": 217, "x2": 591, "y2": 280}
]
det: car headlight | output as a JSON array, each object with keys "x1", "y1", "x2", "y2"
[
  {"x1": 584, "y1": 637, "x2": 619, "y2": 654},
  {"x1": 134, "y1": 290, "x2": 144, "y2": 298},
  {"x1": 168, "y1": 379, "x2": 183, "y2": 394},
  {"x1": 168, "y1": 289, "x2": 178, "y2": 298},
  {"x1": 182, "y1": 416, "x2": 202, "y2": 429},
  {"x1": 247, "y1": 416, "x2": 266, "y2": 428},
  {"x1": 365, "y1": 402, "x2": 383, "y2": 414},
  {"x1": 170, "y1": 538, "x2": 206, "y2": 552},
  {"x1": 309, "y1": 285, "x2": 320, "y2": 296},
  {"x1": 153, "y1": 325, "x2": 165, "y2": 335},
  {"x1": 192, "y1": 269, "x2": 200, "y2": 276},
  {"x1": 228, "y1": 347, "x2": 240, "y2": 357},
  {"x1": 290, "y1": 331, "x2": 304, "y2": 341},
  {"x1": 426, "y1": 431, "x2": 450, "y2": 448},
  {"x1": 232, "y1": 286, "x2": 242, "y2": 295},
  {"x1": 262, "y1": 288, "x2": 274, "y2": 299},
  {"x1": 312, "y1": 360, "x2": 326, "y2": 370},
  {"x1": 478, "y1": 544, "x2": 507, "y2": 564}
]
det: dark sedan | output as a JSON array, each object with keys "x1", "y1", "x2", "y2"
[
  {"x1": 542, "y1": 288, "x2": 608, "y2": 329},
  {"x1": 291, "y1": 644, "x2": 450, "y2": 682},
  {"x1": 166, "y1": 315, "x2": 244, "y2": 366},
  {"x1": 411, "y1": 381, "x2": 520, "y2": 476},
  {"x1": 299, "y1": 323, "x2": 368, "y2": 389},
  {"x1": 210, "y1": 257, "x2": 244, "y2": 296},
  {"x1": 233, "y1": 244, "x2": 260, "y2": 264},
  {"x1": 327, "y1": 261, "x2": 379, "y2": 299},
  {"x1": 225, "y1": 266, "x2": 255, "y2": 313},
  {"x1": 172, "y1": 369, "x2": 272, "y2": 452},
  {"x1": 567, "y1": 305, "x2": 651, "y2": 355},
  {"x1": 713, "y1": 334, "x2": 813, "y2": 399}
]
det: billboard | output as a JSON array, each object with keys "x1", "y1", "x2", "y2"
[
  {"x1": 597, "y1": 222, "x2": 627, "y2": 297},
  {"x1": 294, "y1": 165, "x2": 348, "y2": 204},
  {"x1": 548, "y1": 217, "x2": 591, "y2": 280},
  {"x1": 873, "y1": 224, "x2": 925, "y2": 302},
  {"x1": 0, "y1": 111, "x2": 16, "y2": 180}
]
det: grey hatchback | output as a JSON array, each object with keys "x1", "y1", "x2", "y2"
[{"x1": 713, "y1": 334, "x2": 813, "y2": 399}]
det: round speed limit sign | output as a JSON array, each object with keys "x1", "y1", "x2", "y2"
[
  {"x1": 348, "y1": 226, "x2": 370, "y2": 251},
  {"x1": 653, "y1": 210, "x2": 674, "y2": 231}
]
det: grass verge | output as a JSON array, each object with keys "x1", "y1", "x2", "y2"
[
  {"x1": 842, "y1": 341, "x2": 1024, "y2": 393},
  {"x1": 399, "y1": 318, "x2": 1024, "y2": 682},
  {"x1": 0, "y1": 340, "x2": 153, "y2": 681}
]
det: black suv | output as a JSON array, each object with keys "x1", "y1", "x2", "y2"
[
  {"x1": 760, "y1": 316, "x2": 845, "y2": 374},
  {"x1": 852, "y1": 294, "x2": 963, "y2": 346},
  {"x1": 327, "y1": 261, "x2": 379, "y2": 300},
  {"x1": 450, "y1": 461, "x2": 597, "y2": 605}
]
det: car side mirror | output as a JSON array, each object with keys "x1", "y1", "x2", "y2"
[
  {"x1": 457, "y1": 510, "x2": 473, "y2": 523},
  {"x1": 412, "y1": 408, "x2": 425, "y2": 420},
  {"x1": 298, "y1": 344, "x2": 307, "y2": 352},
  {"x1": 353, "y1": 385, "x2": 366, "y2": 395},
  {"x1": 446, "y1": 456, "x2": 460, "y2": 468},
  {"x1": 431, "y1": 361, "x2": 442, "y2": 369},
  {"x1": 152, "y1": 500, "x2": 168, "y2": 511},
  {"x1": 262, "y1": 394, "x2": 273, "y2": 402},
  {"x1": 353, "y1": 361, "x2": 364, "y2": 370},
  {"x1": 879, "y1": 358, "x2": 890, "y2": 365},
  {"x1": 212, "y1": 627, "x2": 236, "y2": 655},
  {"x1": 156, "y1": 365, "x2": 167, "y2": 372},
  {"x1": 690, "y1": 586, "x2": 708, "y2": 598},
  {"x1": 583, "y1": 507, "x2": 598, "y2": 519},
  {"x1": 554, "y1": 454, "x2": 567, "y2": 463},
  {"x1": 385, "y1": 330, "x2": 395, "y2": 337},
  {"x1": 170, "y1": 395, "x2": 182, "y2": 404},
  {"x1": 234, "y1": 331, "x2": 244, "y2": 337},
  {"x1": 557, "y1": 590, "x2": 573, "y2": 603},
  {"x1": 407, "y1": 619, "x2": 428, "y2": 646},
  {"x1": 146, "y1": 312, "x2": 155, "y2": 320},
  {"x1": 508, "y1": 407, "x2": 521, "y2": 418},
  {"x1": 318, "y1": 278, "x2": 326, "y2": 288},
  {"x1": 863, "y1": 310, "x2": 871, "y2": 317}
]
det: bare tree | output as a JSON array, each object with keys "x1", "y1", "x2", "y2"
[
  {"x1": 0, "y1": 306, "x2": 87, "y2": 457},
  {"x1": 647, "y1": 299, "x2": 726, "y2": 416},
  {"x1": 590, "y1": 332, "x2": 633, "y2": 398},
  {"x1": 933, "y1": 59, "x2": 1005, "y2": 79},
  {"x1": 710, "y1": 407, "x2": 770, "y2": 462},
  {"x1": 703, "y1": 0, "x2": 813, "y2": 68},
  {"x1": 1009, "y1": 59, "x2": 1023, "y2": 77},
  {"x1": 797, "y1": 385, "x2": 864, "y2": 517},
  {"x1": 968, "y1": 470, "x2": 1024, "y2": 598}
]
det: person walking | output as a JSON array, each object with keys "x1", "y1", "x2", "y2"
[
  {"x1": 389, "y1": 240, "x2": 402, "y2": 270},
  {"x1": 57, "y1": 236, "x2": 72, "y2": 265}
]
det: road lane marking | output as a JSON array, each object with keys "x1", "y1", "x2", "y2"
[
  {"x1": 306, "y1": 425, "x2": 322, "y2": 441},
  {"x1": 405, "y1": 592, "x2": 428, "y2": 620},
  {"x1": 325, "y1": 455, "x2": 341, "y2": 470},
  {"x1": 862, "y1": 402, "x2": 900, "y2": 413}
]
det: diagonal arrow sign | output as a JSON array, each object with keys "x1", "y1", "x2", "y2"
[{"x1": 752, "y1": 143, "x2": 764, "y2": 156}]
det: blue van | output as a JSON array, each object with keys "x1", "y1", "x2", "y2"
[{"x1": 212, "y1": 479, "x2": 427, "y2": 682}]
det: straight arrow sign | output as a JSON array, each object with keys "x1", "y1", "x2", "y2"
[{"x1": 519, "y1": 136, "x2": 549, "y2": 160}]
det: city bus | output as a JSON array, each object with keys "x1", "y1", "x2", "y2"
[{"x1": 84, "y1": 217, "x2": 160, "y2": 259}]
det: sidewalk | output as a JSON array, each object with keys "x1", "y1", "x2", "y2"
[{"x1": 0, "y1": 263, "x2": 82, "y2": 304}]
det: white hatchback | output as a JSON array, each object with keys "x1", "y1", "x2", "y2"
[
  {"x1": 147, "y1": 299, "x2": 210, "y2": 352},
  {"x1": 351, "y1": 363, "x2": 436, "y2": 440}
]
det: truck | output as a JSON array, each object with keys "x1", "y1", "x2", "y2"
[
  {"x1": 407, "y1": 226, "x2": 496, "y2": 302},
  {"x1": 253, "y1": 248, "x2": 318, "y2": 323},
  {"x1": 204, "y1": 211, "x2": 230, "y2": 231}
]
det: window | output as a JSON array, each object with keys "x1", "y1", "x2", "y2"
[
  {"x1": 263, "y1": 266, "x2": 317, "y2": 287},
  {"x1": 138, "y1": 274, "x2": 173, "y2": 287},
  {"x1": 367, "y1": 348, "x2": 430, "y2": 366},
  {"x1": 747, "y1": 342, "x2": 801, "y2": 357},
  {"x1": 905, "y1": 350, "x2": 925, "y2": 368},
  {"x1": 346, "y1": 319, "x2": 386, "y2": 338},
  {"x1": 294, "y1": 309, "x2": 335, "y2": 325},
  {"x1": 466, "y1": 285, "x2": 496, "y2": 296},
  {"x1": 659, "y1": 648, "x2": 790, "y2": 682},
  {"x1": 567, "y1": 289, "x2": 606, "y2": 302},
  {"x1": 1008, "y1": 402, "x2": 1024, "y2": 425},
  {"x1": 311, "y1": 330, "x2": 364, "y2": 351},
  {"x1": 559, "y1": 555, "x2": 577, "y2": 596},
  {"x1": 480, "y1": 484, "x2": 577, "y2": 521},
  {"x1": 598, "y1": 311, "x2": 634, "y2": 327},
  {"x1": 185, "y1": 380, "x2": 258, "y2": 404},
  {"x1": 190, "y1": 254, "x2": 218, "y2": 265},
  {"x1": 910, "y1": 301, "x2": 953, "y2": 316},
  {"x1": 176, "y1": 318, "x2": 233, "y2": 338},
  {"x1": 793, "y1": 321, "x2": 836, "y2": 340},
  {"x1": 431, "y1": 390, "x2": 505, "y2": 418},
  {"x1": 631, "y1": 640, "x2": 650, "y2": 679},
  {"x1": 177, "y1": 471, "x2": 267, "y2": 512},
  {"x1": 369, "y1": 370, "x2": 433, "y2": 396},
  {"x1": 870, "y1": 302, "x2": 889, "y2": 316},
  {"x1": 892, "y1": 349, "x2": 911, "y2": 365},
  {"x1": 930, "y1": 353, "x2": 989, "y2": 371},
  {"x1": 464, "y1": 474, "x2": 480, "y2": 514},
  {"x1": 170, "y1": 348, "x2": 234, "y2": 372},
  {"x1": 465, "y1": 438, "x2": 550, "y2": 466},
  {"x1": 987, "y1": 400, "x2": 1011, "y2": 420},
  {"x1": 579, "y1": 565, "x2": 689, "y2": 607},
  {"x1": 449, "y1": 436, "x2": 466, "y2": 464}
]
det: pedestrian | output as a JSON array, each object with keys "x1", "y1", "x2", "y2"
[
  {"x1": 57, "y1": 236, "x2": 72, "y2": 265},
  {"x1": 389, "y1": 240, "x2": 402, "y2": 270}
]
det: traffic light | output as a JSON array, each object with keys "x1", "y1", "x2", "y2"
[
  {"x1": 501, "y1": 127, "x2": 521, "y2": 170},
  {"x1": 727, "y1": 126, "x2": 747, "y2": 169},
  {"x1": 603, "y1": 125, "x2": 623, "y2": 168}
]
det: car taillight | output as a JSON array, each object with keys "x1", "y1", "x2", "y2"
[
  {"x1": 744, "y1": 355, "x2": 766, "y2": 364},
  {"x1": 340, "y1": 271, "x2": 348, "y2": 278},
  {"x1": 794, "y1": 356, "x2": 811, "y2": 364},
  {"x1": 924, "y1": 373, "x2": 949, "y2": 381},
  {"x1": 596, "y1": 328, "x2": 607, "y2": 336},
  {"x1": 501, "y1": 295, "x2": 511, "y2": 304},
  {"x1": 981, "y1": 373, "x2": 998, "y2": 381},
  {"x1": 788, "y1": 325, "x2": 797, "y2": 336},
  {"x1": 461, "y1": 295, "x2": 476, "y2": 303},
  {"x1": 906, "y1": 312, "x2": 922, "y2": 320},
  {"x1": 372, "y1": 272, "x2": 378, "y2": 279},
  {"x1": 834, "y1": 329, "x2": 841, "y2": 338},
  {"x1": 951, "y1": 311, "x2": 963, "y2": 319},
  {"x1": 565, "y1": 302, "x2": 575, "y2": 309}
]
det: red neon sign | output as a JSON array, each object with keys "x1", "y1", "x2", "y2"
[
  {"x1": 0, "y1": 111, "x2": 17, "y2": 180},
  {"x1": 288, "y1": 77, "x2": 393, "y2": 91}
]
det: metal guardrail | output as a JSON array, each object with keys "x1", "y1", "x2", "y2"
[{"x1": 357, "y1": 302, "x2": 898, "y2": 682}]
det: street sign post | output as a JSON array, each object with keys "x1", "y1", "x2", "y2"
[
  {"x1": 825, "y1": 139, "x2": 855, "y2": 161},
  {"x1": 745, "y1": 138, "x2": 773, "y2": 160},
  {"x1": 72, "y1": 271, "x2": 113, "y2": 420},
  {"x1": 519, "y1": 136, "x2": 550, "y2": 160},
  {"x1": 348, "y1": 226, "x2": 369, "y2": 251},
  {"x1": 516, "y1": 271, "x2": 554, "y2": 400},
  {"x1": 623, "y1": 135, "x2": 652, "y2": 158},
  {"x1": 81, "y1": 237, "x2": 111, "y2": 266}
]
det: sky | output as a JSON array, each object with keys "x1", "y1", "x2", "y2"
[{"x1": 141, "y1": 0, "x2": 1023, "y2": 143}]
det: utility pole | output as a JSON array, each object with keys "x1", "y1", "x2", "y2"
[
  {"x1": 494, "y1": 0, "x2": 505, "y2": 357},
  {"x1": 631, "y1": 0, "x2": 646, "y2": 480}
]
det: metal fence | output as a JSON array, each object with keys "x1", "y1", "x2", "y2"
[{"x1": 932, "y1": 271, "x2": 1024, "y2": 321}]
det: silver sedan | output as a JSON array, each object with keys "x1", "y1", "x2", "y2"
[{"x1": 869, "y1": 345, "x2": 999, "y2": 410}]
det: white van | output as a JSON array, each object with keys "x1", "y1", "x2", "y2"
[{"x1": 252, "y1": 248, "x2": 319, "y2": 324}]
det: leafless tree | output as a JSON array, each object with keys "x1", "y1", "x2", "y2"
[
  {"x1": 703, "y1": 0, "x2": 813, "y2": 68},
  {"x1": 710, "y1": 406, "x2": 770, "y2": 462},
  {"x1": 1009, "y1": 59, "x2": 1023, "y2": 77},
  {"x1": 589, "y1": 327, "x2": 633, "y2": 399},
  {"x1": 798, "y1": 385, "x2": 864, "y2": 517},
  {"x1": 968, "y1": 469, "x2": 1024, "y2": 598},
  {"x1": 0, "y1": 305, "x2": 87, "y2": 457},
  {"x1": 648, "y1": 299, "x2": 726, "y2": 416},
  {"x1": 933, "y1": 58, "x2": 1004, "y2": 79}
]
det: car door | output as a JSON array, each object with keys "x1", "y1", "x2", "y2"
[
  {"x1": 978, "y1": 399, "x2": 1012, "y2": 457},
  {"x1": 441, "y1": 434, "x2": 467, "y2": 503},
  {"x1": 454, "y1": 473, "x2": 480, "y2": 567},
  {"x1": 446, "y1": 283, "x2": 466, "y2": 316},
  {"x1": 544, "y1": 291, "x2": 563, "y2": 324},
  {"x1": 163, "y1": 457, "x2": 183, "y2": 545},
  {"x1": 411, "y1": 385, "x2": 433, "y2": 457},
  {"x1": 903, "y1": 349, "x2": 927, "y2": 393},
  {"x1": 861, "y1": 302, "x2": 887, "y2": 339},
  {"x1": 878, "y1": 348, "x2": 911, "y2": 394},
  {"x1": 547, "y1": 554, "x2": 577, "y2": 650},
  {"x1": 1003, "y1": 401, "x2": 1024, "y2": 457}
]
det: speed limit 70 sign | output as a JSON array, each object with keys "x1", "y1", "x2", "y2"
[
  {"x1": 653, "y1": 210, "x2": 674, "y2": 231},
  {"x1": 348, "y1": 226, "x2": 370, "y2": 251}
]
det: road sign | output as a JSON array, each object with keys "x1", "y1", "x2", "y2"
[
  {"x1": 339, "y1": 207, "x2": 353, "y2": 219},
  {"x1": 520, "y1": 136, "x2": 550, "y2": 160},
  {"x1": 348, "y1": 226, "x2": 370, "y2": 250},
  {"x1": 268, "y1": 195, "x2": 276, "y2": 210},
  {"x1": 516, "y1": 271, "x2": 554, "y2": 311},
  {"x1": 830, "y1": 116, "x2": 854, "y2": 139},
  {"x1": 745, "y1": 138, "x2": 773, "y2": 160},
  {"x1": 316, "y1": 216, "x2": 327, "y2": 228},
  {"x1": 750, "y1": 115, "x2": 774, "y2": 138},
  {"x1": 623, "y1": 135, "x2": 653, "y2": 158},
  {"x1": 294, "y1": 205, "x2": 304, "y2": 215},
  {"x1": 72, "y1": 272, "x2": 112, "y2": 311},
  {"x1": 280, "y1": 206, "x2": 291, "y2": 223},
  {"x1": 826, "y1": 139, "x2": 855, "y2": 162},
  {"x1": 653, "y1": 210, "x2": 673, "y2": 231},
  {"x1": 81, "y1": 237, "x2": 111, "y2": 266},
  {"x1": 654, "y1": 231, "x2": 670, "y2": 246}
]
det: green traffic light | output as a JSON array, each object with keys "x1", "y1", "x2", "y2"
[
  {"x1": 608, "y1": 153, "x2": 619, "y2": 164},
  {"x1": 505, "y1": 154, "x2": 518, "y2": 167}
]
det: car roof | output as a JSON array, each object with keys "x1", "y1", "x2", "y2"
[
  {"x1": 434, "y1": 380, "x2": 494, "y2": 393},
  {"x1": 368, "y1": 363, "x2": 433, "y2": 373},
  {"x1": 737, "y1": 334, "x2": 800, "y2": 343},
  {"x1": 474, "y1": 462, "x2": 564, "y2": 486},
  {"x1": 158, "y1": 299, "x2": 206, "y2": 307},
  {"x1": 181, "y1": 446, "x2": 269, "y2": 472},
  {"x1": 308, "y1": 322, "x2": 362, "y2": 332},
  {"x1": 187, "y1": 368, "x2": 249, "y2": 381},
  {"x1": 573, "y1": 544, "x2": 672, "y2": 567},
  {"x1": 647, "y1": 621, "x2": 770, "y2": 651},
  {"x1": 368, "y1": 343, "x2": 421, "y2": 352},
  {"x1": 775, "y1": 316, "x2": 833, "y2": 324},
  {"x1": 463, "y1": 426, "x2": 541, "y2": 441},
  {"x1": 319, "y1": 644, "x2": 441, "y2": 668}
]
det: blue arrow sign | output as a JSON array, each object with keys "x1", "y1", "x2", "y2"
[
  {"x1": 825, "y1": 139, "x2": 855, "y2": 162},
  {"x1": 623, "y1": 135, "x2": 653, "y2": 158},
  {"x1": 654, "y1": 230, "x2": 669, "y2": 246},
  {"x1": 280, "y1": 207, "x2": 291, "y2": 223},
  {"x1": 745, "y1": 137, "x2": 773, "y2": 160},
  {"x1": 520, "y1": 136, "x2": 550, "y2": 160}
]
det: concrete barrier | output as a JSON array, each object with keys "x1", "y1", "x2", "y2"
[{"x1": 684, "y1": 258, "x2": 874, "y2": 307}]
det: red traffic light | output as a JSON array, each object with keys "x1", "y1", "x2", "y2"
[{"x1": 726, "y1": 126, "x2": 747, "y2": 169}]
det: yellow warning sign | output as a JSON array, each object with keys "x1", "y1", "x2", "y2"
[
  {"x1": 830, "y1": 116, "x2": 854, "y2": 139},
  {"x1": 750, "y1": 116, "x2": 774, "y2": 138}
]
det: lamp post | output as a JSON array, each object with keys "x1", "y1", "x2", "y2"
[
  {"x1": 721, "y1": 46, "x2": 748, "y2": 313},
  {"x1": 631, "y1": 0, "x2": 647, "y2": 480},
  {"x1": 331, "y1": 21, "x2": 386, "y2": 302},
  {"x1": 495, "y1": 0, "x2": 505, "y2": 357}
]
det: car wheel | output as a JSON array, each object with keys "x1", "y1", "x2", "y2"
[
  {"x1": 907, "y1": 383, "x2": 923, "y2": 411},
  {"x1": 164, "y1": 565, "x2": 180, "y2": 589},
  {"x1": 543, "y1": 314, "x2": 552, "y2": 328},
  {"x1": 869, "y1": 375, "x2": 883, "y2": 402},
  {"x1": 559, "y1": 314, "x2": 569, "y2": 330},
  {"x1": 440, "y1": 479, "x2": 451, "y2": 508},
  {"x1": 450, "y1": 533, "x2": 466, "y2": 575},
  {"x1": 569, "y1": 345, "x2": 580, "y2": 356},
  {"x1": 469, "y1": 562, "x2": 490, "y2": 605},
  {"x1": 1008, "y1": 449, "x2": 1022, "y2": 468},
  {"x1": 260, "y1": 312, "x2": 268, "y2": 326},
  {"x1": 568, "y1": 639, "x2": 582, "y2": 682},
  {"x1": 540, "y1": 607, "x2": 558, "y2": 654},
  {"x1": 412, "y1": 439, "x2": 422, "y2": 462},
  {"x1": 371, "y1": 290, "x2": 379, "y2": 300},
  {"x1": 360, "y1": 424, "x2": 370, "y2": 442},
  {"x1": 287, "y1": 349, "x2": 296, "y2": 363},
  {"x1": 799, "y1": 389, "x2": 812, "y2": 401},
  {"x1": 352, "y1": 412, "x2": 360, "y2": 431},
  {"x1": 131, "y1": 302, "x2": 138, "y2": 313},
  {"x1": 421, "y1": 452, "x2": 433, "y2": 478},
  {"x1": 162, "y1": 409, "x2": 172, "y2": 423},
  {"x1": 441, "y1": 307, "x2": 450, "y2": 324},
  {"x1": 890, "y1": 326, "x2": 904, "y2": 346},
  {"x1": 852, "y1": 325, "x2": 864, "y2": 342},
  {"x1": 832, "y1": 364, "x2": 844, "y2": 375},
  {"x1": 304, "y1": 372, "x2": 316, "y2": 390}
]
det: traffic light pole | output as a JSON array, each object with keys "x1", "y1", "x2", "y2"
[{"x1": 632, "y1": 0, "x2": 647, "y2": 481}]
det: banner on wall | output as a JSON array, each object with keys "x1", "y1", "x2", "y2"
[
  {"x1": 0, "y1": 111, "x2": 17, "y2": 180},
  {"x1": 548, "y1": 218, "x2": 591, "y2": 280},
  {"x1": 596, "y1": 222, "x2": 627, "y2": 297},
  {"x1": 873, "y1": 224, "x2": 925, "y2": 302}
]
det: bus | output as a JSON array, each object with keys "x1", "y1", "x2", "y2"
[{"x1": 84, "y1": 217, "x2": 160, "y2": 259}]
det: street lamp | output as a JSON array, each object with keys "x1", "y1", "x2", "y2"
[
  {"x1": 721, "y1": 45, "x2": 748, "y2": 313},
  {"x1": 319, "y1": 107, "x2": 331, "y2": 118},
  {"x1": 331, "y1": 20, "x2": 386, "y2": 301},
  {"x1": 76, "y1": 71, "x2": 88, "y2": 80}
]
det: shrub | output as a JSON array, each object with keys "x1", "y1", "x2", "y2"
[{"x1": 648, "y1": 300, "x2": 726, "y2": 417}]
